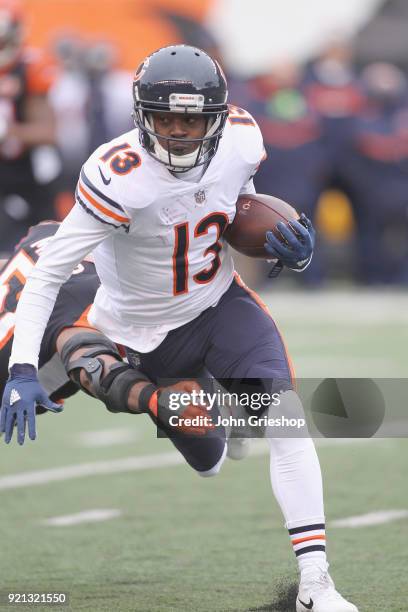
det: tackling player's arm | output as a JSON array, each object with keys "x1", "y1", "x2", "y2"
[
  {"x1": 9, "y1": 205, "x2": 116, "y2": 370},
  {"x1": 56, "y1": 327, "x2": 214, "y2": 436},
  {"x1": 0, "y1": 204, "x2": 119, "y2": 444}
]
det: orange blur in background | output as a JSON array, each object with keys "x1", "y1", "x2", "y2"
[{"x1": 21, "y1": 0, "x2": 212, "y2": 69}]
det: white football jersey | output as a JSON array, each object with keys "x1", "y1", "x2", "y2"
[
  {"x1": 78, "y1": 107, "x2": 265, "y2": 350},
  {"x1": 10, "y1": 106, "x2": 265, "y2": 365}
]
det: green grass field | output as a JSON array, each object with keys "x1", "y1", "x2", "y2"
[{"x1": 1, "y1": 288, "x2": 407, "y2": 612}]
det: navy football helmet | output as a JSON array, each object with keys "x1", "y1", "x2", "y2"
[{"x1": 133, "y1": 45, "x2": 228, "y2": 172}]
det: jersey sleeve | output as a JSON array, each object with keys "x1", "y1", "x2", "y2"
[
  {"x1": 84, "y1": 133, "x2": 157, "y2": 214},
  {"x1": 76, "y1": 152, "x2": 131, "y2": 230},
  {"x1": 239, "y1": 178, "x2": 256, "y2": 196},
  {"x1": 228, "y1": 105, "x2": 267, "y2": 184},
  {"x1": 40, "y1": 262, "x2": 100, "y2": 364},
  {"x1": 249, "y1": 147, "x2": 267, "y2": 181},
  {"x1": 9, "y1": 205, "x2": 113, "y2": 368}
]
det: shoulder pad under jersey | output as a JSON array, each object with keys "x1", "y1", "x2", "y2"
[
  {"x1": 78, "y1": 130, "x2": 160, "y2": 225},
  {"x1": 226, "y1": 105, "x2": 265, "y2": 167}
]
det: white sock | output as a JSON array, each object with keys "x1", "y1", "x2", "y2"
[{"x1": 266, "y1": 401, "x2": 328, "y2": 572}]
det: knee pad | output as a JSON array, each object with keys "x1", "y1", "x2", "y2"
[
  {"x1": 60, "y1": 332, "x2": 122, "y2": 375},
  {"x1": 60, "y1": 331, "x2": 122, "y2": 389},
  {"x1": 60, "y1": 331, "x2": 150, "y2": 413}
]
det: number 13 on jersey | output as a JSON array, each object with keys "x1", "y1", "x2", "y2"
[{"x1": 172, "y1": 212, "x2": 229, "y2": 295}]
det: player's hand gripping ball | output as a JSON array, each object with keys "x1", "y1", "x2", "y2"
[
  {"x1": 265, "y1": 213, "x2": 315, "y2": 270},
  {"x1": 224, "y1": 193, "x2": 315, "y2": 269}
]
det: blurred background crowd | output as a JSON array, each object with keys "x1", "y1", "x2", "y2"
[{"x1": 1, "y1": 0, "x2": 408, "y2": 287}]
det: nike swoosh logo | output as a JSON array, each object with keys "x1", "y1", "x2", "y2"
[
  {"x1": 298, "y1": 598, "x2": 313, "y2": 610},
  {"x1": 98, "y1": 166, "x2": 111, "y2": 185}
]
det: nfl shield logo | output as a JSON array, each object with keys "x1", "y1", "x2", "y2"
[
  {"x1": 194, "y1": 189, "x2": 206, "y2": 205},
  {"x1": 126, "y1": 349, "x2": 141, "y2": 368}
]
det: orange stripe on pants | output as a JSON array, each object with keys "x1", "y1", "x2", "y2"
[{"x1": 233, "y1": 272, "x2": 296, "y2": 385}]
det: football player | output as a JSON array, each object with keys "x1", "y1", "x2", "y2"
[
  {"x1": 0, "y1": 0, "x2": 59, "y2": 254},
  {"x1": 0, "y1": 221, "x2": 225, "y2": 475},
  {"x1": 2, "y1": 46, "x2": 357, "y2": 611}
]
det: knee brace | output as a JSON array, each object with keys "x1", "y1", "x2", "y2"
[
  {"x1": 60, "y1": 331, "x2": 150, "y2": 413},
  {"x1": 60, "y1": 332, "x2": 122, "y2": 371}
]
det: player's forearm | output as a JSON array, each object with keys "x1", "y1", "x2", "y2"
[
  {"x1": 9, "y1": 206, "x2": 112, "y2": 368},
  {"x1": 10, "y1": 274, "x2": 66, "y2": 367}
]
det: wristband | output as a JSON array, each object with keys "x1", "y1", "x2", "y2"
[
  {"x1": 9, "y1": 363, "x2": 37, "y2": 378},
  {"x1": 138, "y1": 383, "x2": 159, "y2": 414}
]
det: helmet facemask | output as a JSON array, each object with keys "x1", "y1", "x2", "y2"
[{"x1": 134, "y1": 104, "x2": 227, "y2": 173}]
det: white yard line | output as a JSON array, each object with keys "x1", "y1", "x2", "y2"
[
  {"x1": 331, "y1": 510, "x2": 408, "y2": 528},
  {"x1": 42, "y1": 509, "x2": 122, "y2": 527},
  {"x1": 0, "y1": 438, "x2": 383, "y2": 492},
  {"x1": 75, "y1": 428, "x2": 139, "y2": 448},
  {"x1": 0, "y1": 451, "x2": 185, "y2": 491}
]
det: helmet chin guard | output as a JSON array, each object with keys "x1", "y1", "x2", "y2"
[
  {"x1": 137, "y1": 111, "x2": 225, "y2": 173},
  {"x1": 132, "y1": 45, "x2": 228, "y2": 172}
]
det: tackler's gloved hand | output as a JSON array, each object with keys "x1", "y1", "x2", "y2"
[
  {"x1": 265, "y1": 213, "x2": 315, "y2": 271},
  {"x1": 0, "y1": 364, "x2": 63, "y2": 445}
]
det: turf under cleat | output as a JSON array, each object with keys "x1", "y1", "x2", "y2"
[{"x1": 296, "y1": 568, "x2": 358, "y2": 612}]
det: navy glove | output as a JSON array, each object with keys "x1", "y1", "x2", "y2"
[
  {"x1": 265, "y1": 213, "x2": 315, "y2": 270},
  {"x1": 0, "y1": 364, "x2": 63, "y2": 445}
]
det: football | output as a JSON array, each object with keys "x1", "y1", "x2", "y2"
[{"x1": 224, "y1": 193, "x2": 300, "y2": 258}]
